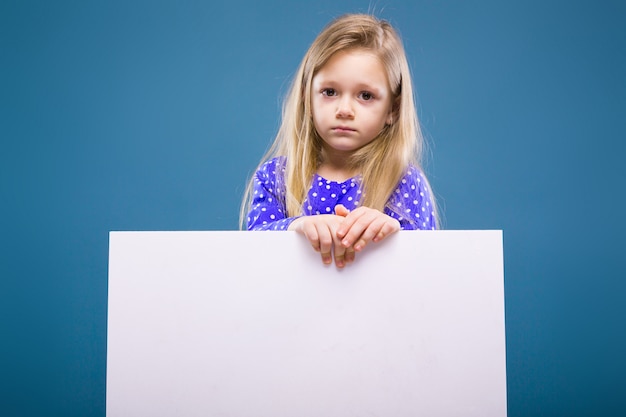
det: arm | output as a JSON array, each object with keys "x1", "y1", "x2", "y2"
[
  {"x1": 385, "y1": 167, "x2": 437, "y2": 231},
  {"x1": 246, "y1": 158, "x2": 300, "y2": 231},
  {"x1": 335, "y1": 167, "x2": 436, "y2": 252}
]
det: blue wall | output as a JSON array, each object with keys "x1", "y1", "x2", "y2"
[{"x1": 1, "y1": 1, "x2": 624, "y2": 415}]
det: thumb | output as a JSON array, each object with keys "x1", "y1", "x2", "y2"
[{"x1": 334, "y1": 204, "x2": 350, "y2": 217}]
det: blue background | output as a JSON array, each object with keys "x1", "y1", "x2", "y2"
[{"x1": 1, "y1": 0, "x2": 625, "y2": 416}]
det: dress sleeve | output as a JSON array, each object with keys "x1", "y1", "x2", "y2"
[
  {"x1": 246, "y1": 158, "x2": 301, "y2": 231},
  {"x1": 386, "y1": 167, "x2": 437, "y2": 230}
]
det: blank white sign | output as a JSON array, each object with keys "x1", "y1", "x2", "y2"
[{"x1": 107, "y1": 230, "x2": 506, "y2": 417}]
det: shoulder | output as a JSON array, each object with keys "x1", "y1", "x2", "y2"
[
  {"x1": 257, "y1": 156, "x2": 286, "y2": 174},
  {"x1": 388, "y1": 164, "x2": 437, "y2": 228},
  {"x1": 396, "y1": 164, "x2": 430, "y2": 193},
  {"x1": 255, "y1": 156, "x2": 286, "y2": 180}
]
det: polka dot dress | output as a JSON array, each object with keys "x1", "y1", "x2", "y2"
[{"x1": 247, "y1": 157, "x2": 437, "y2": 231}]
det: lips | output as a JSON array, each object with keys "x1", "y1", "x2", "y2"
[{"x1": 332, "y1": 126, "x2": 356, "y2": 133}]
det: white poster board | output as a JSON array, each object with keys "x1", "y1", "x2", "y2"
[{"x1": 107, "y1": 231, "x2": 506, "y2": 417}]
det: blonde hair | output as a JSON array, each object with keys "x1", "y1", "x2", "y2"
[{"x1": 240, "y1": 14, "x2": 437, "y2": 229}]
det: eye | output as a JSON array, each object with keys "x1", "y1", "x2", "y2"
[
  {"x1": 321, "y1": 88, "x2": 337, "y2": 97},
  {"x1": 359, "y1": 91, "x2": 374, "y2": 101}
]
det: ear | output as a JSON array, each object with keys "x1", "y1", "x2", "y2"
[{"x1": 386, "y1": 112, "x2": 393, "y2": 125}]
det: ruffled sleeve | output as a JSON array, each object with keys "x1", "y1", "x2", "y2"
[
  {"x1": 246, "y1": 157, "x2": 300, "y2": 231},
  {"x1": 385, "y1": 166, "x2": 437, "y2": 230}
]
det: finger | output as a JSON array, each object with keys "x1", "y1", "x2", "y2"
[
  {"x1": 334, "y1": 204, "x2": 350, "y2": 217},
  {"x1": 315, "y1": 223, "x2": 334, "y2": 265},
  {"x1": 353, "y1": 216, "x2": 388, "y2": 251},
  {"x1": 372, "y1": 219, "x2": 401, "y2": 243},
  {"x1": 340, "y1": 209, "x2": 379, "y2": 248},
  {"x1": 355, "y1": 217, "x2": 401, "y2": 250},
  {"x1": 344, "y1": 247, "x2": 356, "y2": 264},
  {"x1": 333, "y1": 238, "x2": 348, "y2": 268},
  {"x1": 336, "y1": 207, "x2": 368, "y2": 243},
  {"x1": 334, "y1": 205, "x2": 351, "y2": 240},
  {"x1": 300, "y1": 220, "x2": 321, "y2": 252}
]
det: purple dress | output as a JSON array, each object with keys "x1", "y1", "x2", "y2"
[{"x1": 246, "y1": 157, "x2": 437, "y2": 231}]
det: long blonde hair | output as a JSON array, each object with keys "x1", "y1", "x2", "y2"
[{"x1": 240, "y1": 14, "x2": 437, "y2": 229}]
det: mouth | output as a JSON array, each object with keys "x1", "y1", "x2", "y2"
[{"x1": 332, "y1": 126, "x2": 356, "y2": 133}]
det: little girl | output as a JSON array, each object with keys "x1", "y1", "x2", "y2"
[{"x1": 241, "y1": 14, "x2": 437, "y2": 267}]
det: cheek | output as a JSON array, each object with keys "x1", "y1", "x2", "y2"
[
  {"x1": 311, "y1": 101, "x2": 328, "y2": 123},
  {"x1": 310, "y1": 108, "x2": 324, "y2": 134}
]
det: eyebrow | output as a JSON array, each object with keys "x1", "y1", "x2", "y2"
[{"x1": 314, "y1": 79, "x2": 385, "y2": 95}]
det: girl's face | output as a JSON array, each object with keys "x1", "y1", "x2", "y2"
[{"x1": 311, "y1": 49, "x2": 393, "y2": 162}]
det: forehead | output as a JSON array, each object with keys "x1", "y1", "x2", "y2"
[{"x1": 313, "y1": 49, "x2": 389, "y2": 86}]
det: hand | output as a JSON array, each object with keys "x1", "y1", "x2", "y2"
[
  {"x1": 335, "y1": 205, "x2": 401, "y2": 252},
  {"x1": 288, "y1": 207, "x2": 356, "y2": 268}
]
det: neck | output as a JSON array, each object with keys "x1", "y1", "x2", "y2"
[{"x1": 317, "y1": 149, "x2": 358, "y2": 182}]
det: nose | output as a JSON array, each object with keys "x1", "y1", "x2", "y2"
[{"x1": 336, "y1": 96, "x2": 354, "y2": 119}]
